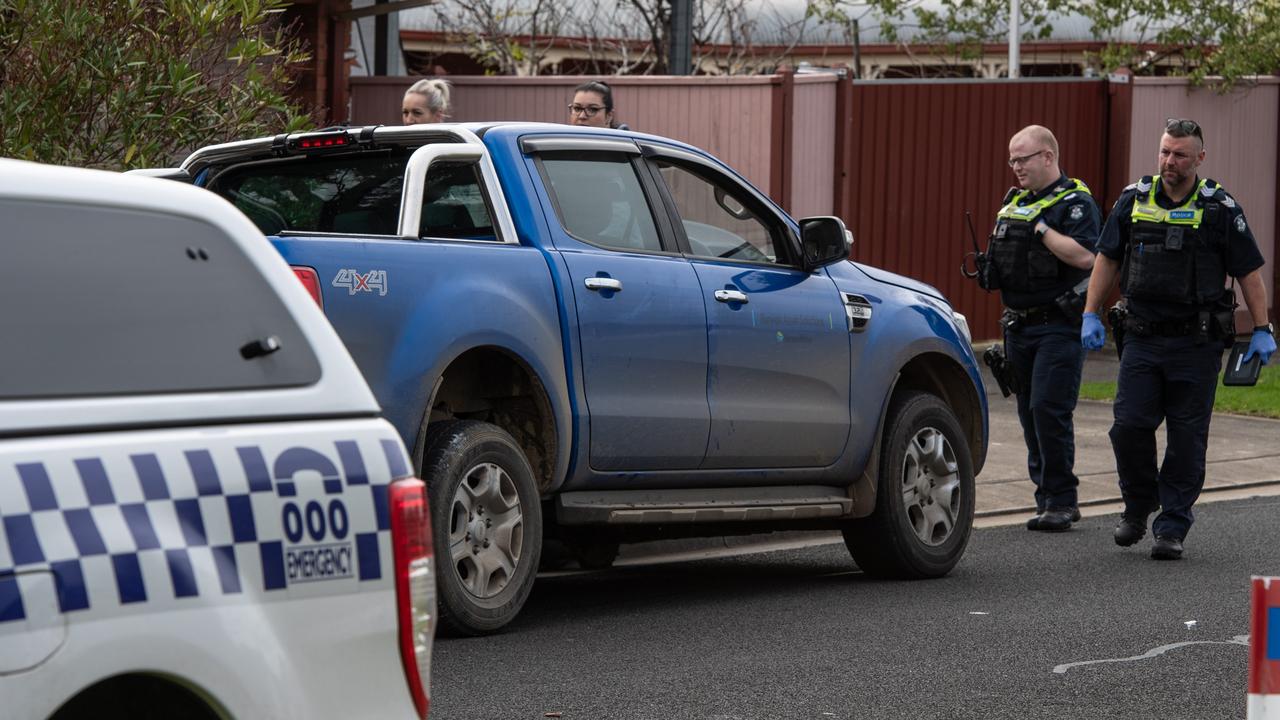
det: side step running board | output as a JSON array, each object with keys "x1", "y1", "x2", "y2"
[{"x1": 556, "y1": 486, "x2": 852, "y2": 525}]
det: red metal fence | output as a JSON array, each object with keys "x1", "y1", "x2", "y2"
[
  {"x1": 840, "y1": 79, "x2": 1110, "y2": 340},
  {"x1": 350, "y1": 74, "x2": 1276, "y2": 341}
]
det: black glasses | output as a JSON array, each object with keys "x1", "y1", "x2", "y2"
[
  {"x1": 1007, "y1": 149, "x2": 1046, "y2": 168},
  {"x1": 1165, "y1": 118, "x2": 1203, "y2": 140},
  {"x1": 569, "y1": 103, "x2": 605, "y2": 117}
]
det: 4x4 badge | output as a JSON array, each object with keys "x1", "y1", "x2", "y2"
[{"x1": 332, "y1": 269, "x2": 388, "y2": 296}]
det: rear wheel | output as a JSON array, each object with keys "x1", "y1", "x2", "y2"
[
  {"x1": 843, "y1": 391, "x2": 974, "y2": 579},
  {"x1": 422, "y1": 420, "x2": 542, "y2": 635}
]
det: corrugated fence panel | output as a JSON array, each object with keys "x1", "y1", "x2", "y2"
[
  {"x1": 1128, "y1": 79, "x2": 1277, "y2": 314},
  {"x1": 789, "y1": 75, "x2": 838, "y2": 218},
  {"x1": 351, "y1": 76, "x2": 777, "y2": 196},
  {"x1": 844, "y1": 79, "x2": 1109, "y2": 341}
]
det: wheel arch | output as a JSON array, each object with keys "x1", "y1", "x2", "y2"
[
  {"x1": 50, "y1": 672, "x2": 226, "y2": 720},
  {"x1": 849, "y1": 350, "x2": 986, "y2": 516},
  {"x1": 414, "y1": 345, "x2": 560, "y2": 493}
]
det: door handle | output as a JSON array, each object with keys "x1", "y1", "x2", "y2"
[
  {"x1": 584, "y1": 277, "x2": 623, "y2": 292},
  {"x1": 714, "y1": 289, "x2": 749, "y2": 304}
]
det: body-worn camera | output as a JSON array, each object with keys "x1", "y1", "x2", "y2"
[{"x1": 983, "y1": 344, "x2": 1019, "y2": 398}]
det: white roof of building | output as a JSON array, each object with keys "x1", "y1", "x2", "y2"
[{"x1": 400, "y1": 1, "x2": 1152, "y2": 46}]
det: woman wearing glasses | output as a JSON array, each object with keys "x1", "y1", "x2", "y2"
[{"x1": 568, "y1": 81, "x2": 629, "y2": 130}]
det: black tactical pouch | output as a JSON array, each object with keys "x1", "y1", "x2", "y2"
[
  {"x1": 1053, "y1": 278, "x2": 1090, "y2": 320},
  {"x1": 1125, "y1": 228, "x2": 1193, "y2": 302},
  {"x1": 1000, "y1": 309, "x2": 1023, "y2": 333},
  {"x1": 1210, "y1": 295, "x2": 1238, "y2": 349}
]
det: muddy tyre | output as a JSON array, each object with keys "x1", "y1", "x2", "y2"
[
  {"x1": 422, "y1": 420, "x2": 542, "y2": 635},
  {"x1": 843, "y1": 391, "x2": 975, "y2": 579}
]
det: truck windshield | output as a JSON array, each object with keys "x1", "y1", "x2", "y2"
[{"x1": 207, "y1": 152, "x2": 496, "y2": 240}]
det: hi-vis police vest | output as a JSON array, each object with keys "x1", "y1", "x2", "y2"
[
  {"x1": 989, "y1": 178, "x2": 1092, "y2": 307},
  {"x1": 1121, "y1": 176, "x2": 1229, "y2": 306}
]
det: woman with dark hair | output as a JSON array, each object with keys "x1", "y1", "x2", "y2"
[{"x1": 568, "y1": 81, "x2": 629, "y2": 130}]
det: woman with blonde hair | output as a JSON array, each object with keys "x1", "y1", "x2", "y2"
[{"x1": 402, "y1": 78, "x2": 451, "y2": 125}]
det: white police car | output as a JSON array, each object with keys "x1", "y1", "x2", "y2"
[{"x1": 0, "y1": 160, "x2": 435, "y2": 719}]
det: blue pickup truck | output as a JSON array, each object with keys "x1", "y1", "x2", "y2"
[{"x1": 153, "y1": 123, "x2": 987, "y2": 635}]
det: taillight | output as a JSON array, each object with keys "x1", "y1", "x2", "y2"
[
  {"x1": 291, "y1": 266, "x2": 324, "y2": 309},
  {"x1": 390, "y1": 477, "x2": 435, "y2": 719}
]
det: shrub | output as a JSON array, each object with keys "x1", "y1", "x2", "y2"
[{"x1": 0, "y1": 0, "x2": 316, "y2": 170}]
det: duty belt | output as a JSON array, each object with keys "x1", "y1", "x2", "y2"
[
  {"x1": 1124, "y1": 316, "x2": 1198, "y2": 337},
  {"x1": 1002, "y1": 304, "x2": 1069, "y2": 328}
]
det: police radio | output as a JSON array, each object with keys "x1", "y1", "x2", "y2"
[{"x1": 960, "y1": 211, "x2": 999, "y2": 290}]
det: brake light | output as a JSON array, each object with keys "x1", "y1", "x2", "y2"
[
  {"x1": 389, "y1": 477, "x2": 435, "y2": 719},
  {"x1": 289, "y1": 130, "x2": 354, "y2": 152},
  {"x1": 290, "y1": 266, "x2": 323, "y2": 309}
]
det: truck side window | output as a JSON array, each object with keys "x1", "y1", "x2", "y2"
[
  {"x1": 419, "y1": 161, "x2": 496, "y2": 241},
  {"x1": 209, "y1": 154, "x2": 407, "y2": 236},
  {"x1": 540, "y1": 156, "x2": 662, "y2": 253},
  {"x1": 655, "y1": 160, "x2": 789, "y2": 265}
]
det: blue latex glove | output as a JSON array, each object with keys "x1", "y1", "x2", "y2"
[
  {"x1": 1081, "y1": 312, "x2": 1105, "y2": 351},
  {"x1": 1243, "y1": 329, "x2": 1276, "y2": 365}
]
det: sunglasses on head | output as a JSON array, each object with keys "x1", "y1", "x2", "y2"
[{"x1": 1165, "y1": 118, "x2": 1203, "y2": 140}]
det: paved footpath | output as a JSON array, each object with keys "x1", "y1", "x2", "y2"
[{"x1": 977, "y1": 345, "x2": 1280, "y2": 516}]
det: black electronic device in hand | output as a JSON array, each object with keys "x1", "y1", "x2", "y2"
[{"x1": 1223, "y1": 341, "x2": 1263, "y2": 386}]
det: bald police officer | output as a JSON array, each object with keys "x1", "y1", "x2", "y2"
[
  {"x1": 1081, "y1": 118, "x2": 1276, "y2": 560},
  {"x1": 991, "y1": 125, "x2": 1100, "y2": 532}
]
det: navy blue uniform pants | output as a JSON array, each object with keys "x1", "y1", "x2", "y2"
[
  {"x1": 1109, "y1": 334, "x2": 1223, "y2": 540},
  {"x1": 1004, "y1": 322, "x2": 1084, "y2": 511}
]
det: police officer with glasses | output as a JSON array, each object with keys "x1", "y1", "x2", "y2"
[
  {"x1": 1081, "y1": 117, "x2": 1276, "y2": 560},
  {"x1": 990, "y1": 125, "x2": 1101, "y2": 533}
]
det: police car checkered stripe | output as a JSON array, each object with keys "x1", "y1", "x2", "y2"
[{"x1": 0, "y1": 433, "x2": 407, "y2": 623}]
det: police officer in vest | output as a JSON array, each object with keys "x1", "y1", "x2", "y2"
[
  {"x1": 1081, "y1": 118, "x2": 1276, "y2": 560},
  {"x1": 990, "y1": 125, "x2": 1101, "y2": 532}
]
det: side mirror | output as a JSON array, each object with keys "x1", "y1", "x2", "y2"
[{"x1": 799, "y1": 216, "x2": 852, "y2": 271}]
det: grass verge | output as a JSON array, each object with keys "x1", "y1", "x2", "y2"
[{"x1": 1079, "y1": 363, "x2": 1280, "y2": 418}]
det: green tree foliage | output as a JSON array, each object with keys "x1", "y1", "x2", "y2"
[
  {"x1": 812, "y1": 0, "x2": 1280, "y2": 86},
  {"x1": 0, "y1": 0, "x2": 315, "y2": 170},
  {"x1": 1079, "y1": 0, "x2": 1280, "y2": 86}
]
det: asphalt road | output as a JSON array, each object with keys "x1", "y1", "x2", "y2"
[{"x1": 429, "y1": 494, "x2": 1280, "y2": 720}]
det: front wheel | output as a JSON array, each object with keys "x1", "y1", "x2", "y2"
[
  {"x1": 422, "y1": 420, "x2": 542, "y2": 635},
  {"x1": 843, "y1": 391, "x2": 975, "y2": 579}
]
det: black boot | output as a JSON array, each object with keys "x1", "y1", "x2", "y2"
[
  {"x1": 1113, "y1": 513, "x2": 1149, "y2": 547},
  {"x1": 1034, "y1": 507, "x2": 1077, "y2": 532},
  {"x1": 1151, "y1": 535, "x2": 1184, "y2": 561},
  {"x1": 1028, "y1": 507, "x2": 1080, "y2": 531}
]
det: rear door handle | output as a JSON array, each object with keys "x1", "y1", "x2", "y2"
[
  {"x1": 714, "y1": 289, "x2": 749, "y2": 304},
  {"x1": 584, "y1": 277, "x2": 622, "y2": 292}
]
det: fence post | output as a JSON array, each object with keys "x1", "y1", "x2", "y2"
[
  {"x1": 832, "y1": 67, "x2": 854, "y2": 225},
  {"x1": 769, "y1": 69, "x2": 795, "y2": 213},
  {"x1": 1103, "y1": 68, "x2": 1133, "y2": 208}
]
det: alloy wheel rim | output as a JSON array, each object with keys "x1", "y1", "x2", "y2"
[
  {"x1": 447, "y1": 462, "x2": 524, "y2": 598},
  {"x1": 899, "y1": 426, "x2": 961, "y2": 546}
]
